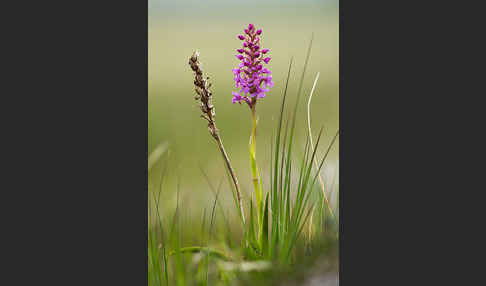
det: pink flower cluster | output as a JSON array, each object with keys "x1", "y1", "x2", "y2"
[{"x1": 232, "y1": 24, "x2": 273, "y2": 105}]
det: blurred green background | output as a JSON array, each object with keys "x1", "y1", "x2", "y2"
[{"x1": 149, "y1": 0, "x2": 339, "y2": 219}]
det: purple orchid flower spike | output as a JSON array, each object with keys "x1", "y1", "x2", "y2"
[
  {"x1": 231, "y1": 24, "x2": 273, "y2": 106},
  {"x1": 231, "y1": 24, "x2": 272, "y2": 226}
]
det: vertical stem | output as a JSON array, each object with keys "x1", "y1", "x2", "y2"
[
  {"x1": 249, "y1": 105, "x2": 263, "y2": 231},
  {"x1": 216, "y1": 134, "x2": 246, "y2": 225},
  {"x1": 188, "y1": 52, "x2": 246, "y2": 227},
  {"x1": 209, "y1": 112, "x2": 246, "y2": 225}
]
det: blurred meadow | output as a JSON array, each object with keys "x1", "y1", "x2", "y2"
[{"x1": 149, "y1": 0, "x2": 339, "y2": 284}]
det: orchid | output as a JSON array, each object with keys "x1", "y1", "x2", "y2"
[
  {"x1": 232, "y1": 24, "x2": 275, "y2": 231},
  {"x1": 232, "y1": 24, "x2": 273, "y2": 106}
]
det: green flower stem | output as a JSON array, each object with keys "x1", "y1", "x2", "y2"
[{"x1": 249, "y1": 105, "x2": 263, "y2": 235}]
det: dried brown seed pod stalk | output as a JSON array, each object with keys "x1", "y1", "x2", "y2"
[{"x1": 188, "y1": 51, "x2": 245, "y2": 224}]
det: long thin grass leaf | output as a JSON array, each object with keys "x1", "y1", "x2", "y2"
[{"x1": 271, "y1": 57, "x2": 293, "y2": 258}]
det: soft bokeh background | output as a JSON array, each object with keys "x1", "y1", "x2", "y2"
[{"x1": 149, "y1": 0, "x2": 339, "y2": 220}]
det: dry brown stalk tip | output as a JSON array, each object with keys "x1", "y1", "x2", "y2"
[{"x1": 188, "y1": 51, "x2": 246, "y2": 224}]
